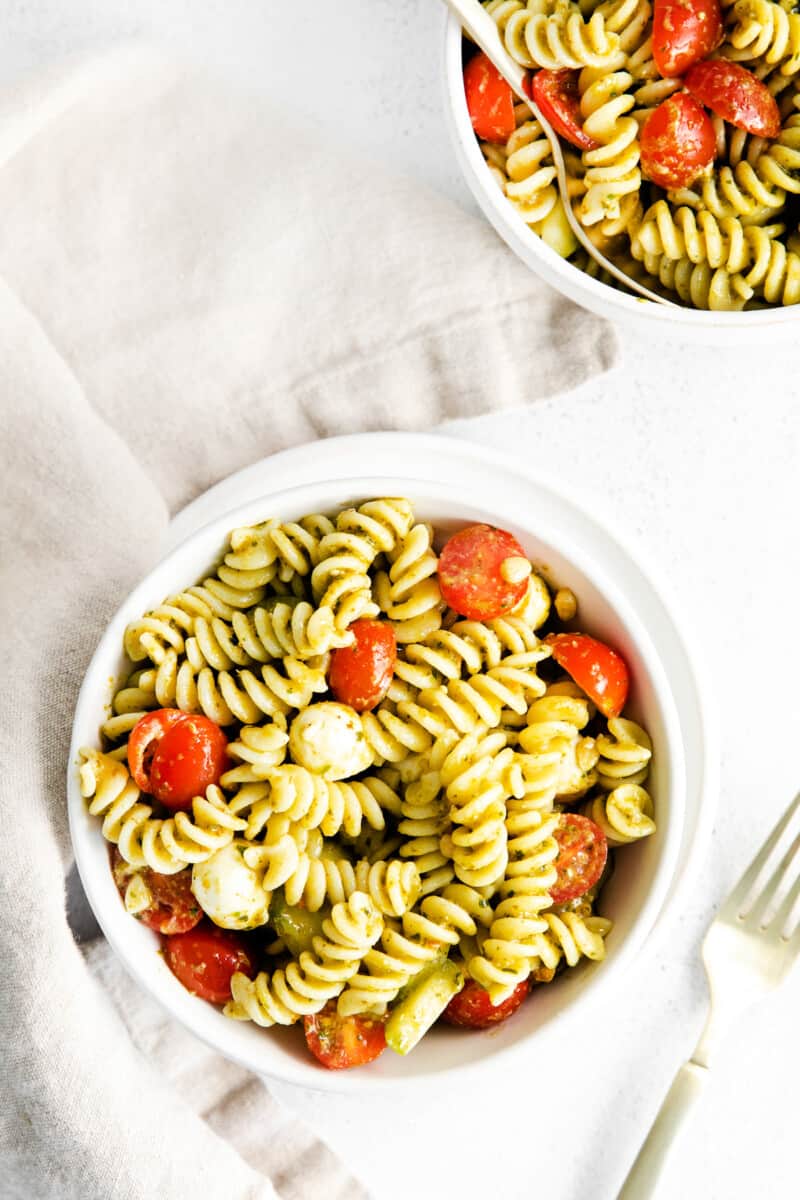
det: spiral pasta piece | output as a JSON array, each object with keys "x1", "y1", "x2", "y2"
[
  {"x1": 436, "y1": 728, "x2": 515, "y2": 888},
  {"x1": 353, "y1": 859, "x2": 423, "y2": 917},
  {"x1": 220, "y1": 722, "x2": 290, "y2": 786},
  {"x1": 595, "y1": 716, "x2": 652, "y2": 787},
  {"x1": 309, "y1": 498, "x2": 414, "y2": 632},
  {"x1": 583, "y1": 783, "x2": 656, "y2": 845},
  {"x1": 597, "y1": 0, "x2": 651, "y2": 54},
  {"x1": 225, "y1": 513, "x2": 335, "y2": 581},
  {"x1": 337, "y1": 885, "x2": 490, "y2": 1016},
  {"x1": 373, "y1": 522, "x2": 445, "y2": 644},
  {"x1": 632, "y1": 200, "x2": 758, "y2": 272},
  {"x1": 123, "y1": 570, "x2": 268, "y2": 665},
  {"x1": 79, "y1": 749, "x2": 247, "y2": 873},
  {"x1": 633, "y1": 200, "x2": 800, "y2": 302},
  {"x1": 416, "y1": 651, "x2": 551, "y2": 733},
  {"x1": 231, "y1": 601, "x2": 353, "y2": 662},
  {"x1": 756, "y1": 105, "x2": 800, "y2": 195},
  {"x1": 741, "y1": 231, "x2": 800, "y2": 303},
  {"x1": 225, "y1": 893, "x2": 384, "y2": 1026},
  {"x1": 397, "y1": 769, "x2": 456, "y2": 895},
  {"x1": 468, "y1": 799, "x2": 561, "y2": 1003},
  {"x1": 502, "y1": 115, "x2": 559, "y2": 225},
  {"x1": 725, "y1": 0, "x2": 800, "y2": 74},
  {"x1": 211, "y1": 655, "x2": 330, "y2": 726},
  {"x1": 519, "y1": 691, "x2": 599, "y2": 798},
  {"x1": 529, "y1": 910, "x2": 613, "y2": 973},
  {"x1": 243, "y1": 763, "x2": 398, "y2": 839},
  {"x1": 102, "y1": 669, "x2": 158, "y2": 743},
  {"x1": 240, "y1": 825, "x2": 322, "y2": 906},
  {"x1": 493, "y1": 0, "x2": 621, "y2": 69},
  {"x1": 670, "y1": 160, "x2": 787, "y2": 226},
  {"x1": 363, "y1": 650, "x2": 550, "y2": 765},
  {"x1": 394, "y1": 616, "x2": 544, "y2": 690},
  {"x1": 578, "y1": 66, "x2": 641, "y2": 229},
  {"x1": 630, "y1": 248, "x2": 755, "y2": 310}
]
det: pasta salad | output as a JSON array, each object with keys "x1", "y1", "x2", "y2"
[
  {"x1": 79, "y1": 500, "x2": 655, "y2": 1071},
  {"x1": 464, "y1": 0, "x2": 800, "y2": 311}
]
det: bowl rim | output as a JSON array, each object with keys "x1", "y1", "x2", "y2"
[
  {"x1": 69, "y1": 464, "x2": 692, "y2": 1093},
  {"x1": 441, "y1": 9, "x2": 799, "y2": 330}
]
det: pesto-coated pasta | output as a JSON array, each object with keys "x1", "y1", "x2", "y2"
[
  {"x1": 471, "y1": 0, "x2": 800, "y2": 310},
  {"x1": 83, "y1": 498, "x2": 656, "y2": 1068}
]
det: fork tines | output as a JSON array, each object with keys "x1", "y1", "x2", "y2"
[{"x1": 727, "y1": 792, "x2": 800, "y2": 940}]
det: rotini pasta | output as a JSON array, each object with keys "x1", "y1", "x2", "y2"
[
  {"x1": 468, "y1": 799, "x2": 561, "y2": 1002},
  {"x1": 225, "y1": 893, "x2": 384, "y2": 1026},
  {"x1": 85, "y1": 499, "x2": 656, "y2": 1069},
  {"x1": 466, "y1": 0, "x2": 800, "y2": 309},
  {"x1": 373, "y1": 522, "x2": 445, "y2": 643},
  {"x1": 583, "y1": 782, "x2": 656, "y2": 844},
  {"x1": 436, "y1": 727, "x2": 515, "y2": 888},
  {"x1": 79, "y1": 749, "x2": 247, "y2": 873},
  {"x1": 337, "y1": 886, "x2": 490, "y2": 1017},
  {"x1": 595, "y1": 716, "x2": 653, "y2": 787},
  {"x1": 490, "y1": 0, "x2": 621, "y2": 70}
]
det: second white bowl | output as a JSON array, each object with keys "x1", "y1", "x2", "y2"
[{"x1": 441, "y1": 12, "x2": 799, "y2": 343}]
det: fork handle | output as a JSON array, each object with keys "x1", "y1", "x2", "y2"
[{"x1": 617, "y1": 1061, "x2": 710, "y2": 1200}]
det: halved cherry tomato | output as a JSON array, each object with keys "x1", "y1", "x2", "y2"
[
  {"x1": 545, "y1": 632, "x2": 629, "y2": 717},
  {"x1": 304, "y1": 1003, "x2": 387, "y2": 1069},
  {"x1": 111, "y1": 848, "x2": 202, "y2": 935},
  {"x1": 128, "y1": 709, "x2": 229, "y2": 811},
  {"x1": 652, "y1": 0, "x2": 723, "y2": 79},
  {"x1": 163, "y1": 923, "x2": 256, "y2": 1004},
  {"x1": 328, "y1": 619, "x2": 397, "y2": 712},
  {"x1": 464, "y1": 51, "x2": 516, "y2": 143},
  {"x1": 442, "y1": 978, "x2": 529, "y2": 1028},
  {"x1": 640, "y1": 93, "x2": 716, "y2": 190},
  {"x1": 127, "y1": 708, "x2": 184, "y2": 789},
  {"x1": 439, "y1": 524, "x2": 530, "y2": 620},
  {"x1": 685, "y1": 59, "x2": 780, "y2": 139},
  {"x1": 550, "y1": 813, "x2": 608, "y2": 905},
  {"x1": 531, "y1": 69, "x2": 599, "y2": 151}
]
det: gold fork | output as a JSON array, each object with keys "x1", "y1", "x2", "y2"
[{"x1": 618, "y1": 791, "x2": 800, "y2": 1198}]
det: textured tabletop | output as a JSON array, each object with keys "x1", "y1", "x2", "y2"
[{"x1": 15, "y1": 2, "x2": 800, "y2": 1197}]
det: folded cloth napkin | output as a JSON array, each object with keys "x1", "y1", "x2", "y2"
[{"x1": 0, "y1": 44, "x2": 617, "y2": 1200}]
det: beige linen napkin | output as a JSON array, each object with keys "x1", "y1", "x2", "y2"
[{"x1": 0, "y1": 44, "x2": 617, "y2": 1200}]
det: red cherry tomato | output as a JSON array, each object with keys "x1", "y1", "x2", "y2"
[
  {"x1": 303, "y1": 1003, "x2": 387, "y2": 1069},
  {"x1": 328, "y1": 619, "x2": 397, "y2": 712},
  {"x1": 531, "y1": 69, "x2": 599, "y2": 151},
  {"x1": 127, "y1": 709, "x2": 184, "y2": 790},
  {"x1": 111, "y1": 848, "x2": 202, "y2": 935},
  {"x1": 640, "y1": 93, "x2": 716, "y2": 190},
  {"x1": 685, "y1": 59, "x2": 781, "y2": 139},
  {"x1": 652, "y1": 0, "x2": 723, "y2": 78},
  {"x1": 550, "y1": 813, "x2": 608, "y2": 905},
  {"x1": 442, "y1": 978, "x2": 529, "y2": 1028},
  {"x1": 464, "y1": 51, "x2": 516, "y2": 143},
  {"x1": 438, "y1": 524, "x2": 530, "y2": 621},
  {"x1": 163, "y1": 923, "x2": 256, "y2": 1004},
  {"x1": 128, "y1": 709, "x2": 229, "y2": 811},
  {"x1": 545, "y1": 632, "x2": 630, "y2": 717}
]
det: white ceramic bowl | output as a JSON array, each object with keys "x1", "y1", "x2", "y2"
[
  {"x1": 69, "y1": 461, "x2": 690, "y2": 1091},
  {"x1": 442, "y1": 12, "x2": 798, "y2": 342}
]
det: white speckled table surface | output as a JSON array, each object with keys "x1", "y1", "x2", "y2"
[{"x1": 28, "y1": 1, "x2": 800, "y2": 1197}]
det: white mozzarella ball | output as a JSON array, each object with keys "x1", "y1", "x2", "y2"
[
  {"x1": 191, "y1": 842, "x2": 270, "y2": 930},
  {"x1": 288, "y1": 701, "x2": 372, "y2": 780}
]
